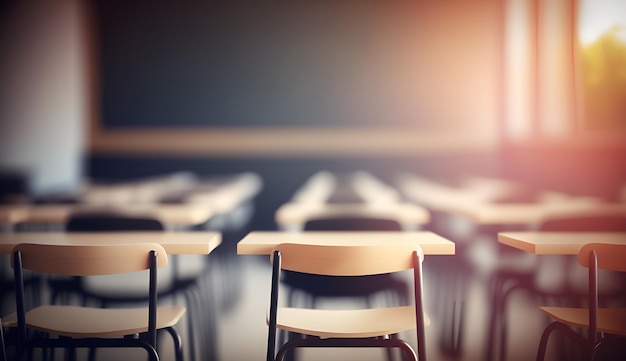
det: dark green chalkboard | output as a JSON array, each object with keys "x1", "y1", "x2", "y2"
[{"x1": 95, "y1": 0, "x2": 440, "y2": 129}]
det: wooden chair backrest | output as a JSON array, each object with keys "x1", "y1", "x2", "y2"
[
  {"x1": 578, "y1": 243, "x2": 626, "y2": 272},
  {"x1": 11, "y1": 243, "x2": 168, "y2": 276},
  {"x1": 271, "y1": 243, "x2": 423, "y2": 276}
]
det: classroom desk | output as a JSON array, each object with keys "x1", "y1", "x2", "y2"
[
  {"x1": 488, "y1": 231, "x2": 626, "y2": 361},
  {"x1": 237, "y1": 231, "x2": 455, "y2": 256},
  {"x1": 290, "y1": 171, "x2": 337, "y2": 204},
  {"x1": 80, "y1": 172, "x2": 261, "y2": 208},
  {"x1": 291, "y1": 170, "x2": 400, "y2": 205},
  {"x1": 397, "y1": 174, "x2": 611, "y2": 226},
  {"x1": 498, "y1": 231, "x2": 626, "y2": 254},
  {"x1": 0, "y1": 231, "x2": 222, "y2": 255},
  {"x1": 452, "y1": 202, "x2": 626, "y2": 226},
  {"x1": 275, "y1": 202, "x2": 431, "y2": 231},
  {"x1": 0, "y1": 204, "x2": 215, "y2": 229}
]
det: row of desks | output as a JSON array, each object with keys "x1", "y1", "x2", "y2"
[
  {"x1": 282, "y1": 171, "x2": 626, "y2": 232},
  {"x1": 3, "y1": 171, "x2": 621, "y2": 255},
  {"x1": 1, "y1": 170, "x2": 623, "y2": 361},
  {"x1": 0, "y1": 229, "x2": 622, "y2": 259},
  {"x1": 0, "y1": 204, "x2": 215, "y2": 229},
  {"x1": 1, "y1": 172, "x2": 263, "y2": 230},
  {"x1": 396, "y1": 173, "x2": 626, "y2": 226}
]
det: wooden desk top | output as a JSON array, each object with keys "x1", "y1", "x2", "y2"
[
  {"x1": 498, "y1": 232, "x2": 626, "y2": 255},
  {"x1": 184, "y1": 172, "x2": 263, "y2": 213},
  {"x1": 0, "y1": 231, "x2": 222, "y2": 255},
  {"x1": 81, "y1": 172, "x2": 262, "y2": 211},
  {"x1": 290, "y1": 171, "x2": 400, "y2": 204},
  {"x1": 453, "y1": 202, "x2": 626, "y2": 225},
  {"x1": 291, "y1": 171, "x2": 336, "y2": 204},
  {"x1": 237, "y1": 231, "x2": 455, "y2": 256},
  {"x1": 397, "y1": 174, "x2": 619, "y2": 225},
  {"x1": 0, "y1": 204, "x2": 215, "y2": 227},
  {"x1": 275, "y1": 202, "x2": 430, "y2": 227}
]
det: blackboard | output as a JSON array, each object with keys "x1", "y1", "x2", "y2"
[{"x1": 93, "y1": 0, "x2": 456, "y2": 129}]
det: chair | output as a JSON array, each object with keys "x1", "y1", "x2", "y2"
[
  {"x1": 486, "y1": 213, "x2": 626, "y2": 361},
  {"x1": 278, "y1": 217, "x2": 412, "y2": 361},
  {"x1": 48, "y1": 211, "x2": 166, "y2": 306},
  {"x1": 9, "y1": 242, "x2": 185, "y2": 361},
  {"x1": 282, "y1": 217, "x2": 409, "y2": 308},
  {"x1": 536, "y1": 243, "x2": 626, "y2": 361},
  {"x1": 53, "y1": 211, "x2": 212, "y2": 361},
  {"x1": 266, "y1": 243, "x2": 429, "y2": 361}
]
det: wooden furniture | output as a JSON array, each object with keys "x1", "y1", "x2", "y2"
[
  {"x1": 7, "y1": 243, "x2": 185, "y2": 361},
  {"x1": 237, "y1": 231, "x2": 455, "y2": 256},
  {"x1": 497, "y1": 232, "x2": 626, "y2": 255},
  {"x1": 0, "y1": 231, "x2": 222, "y2": 256},
  {"x1": 496, "y1": 232, "x2": 626, "y2": 361},
  {"x1": 1, "y1": 232, "x2": 220, "y2": 360},
  {"x1": 289, "y1": 171, "x2": 336, "y2": 204},
  {"x1": 290, "y1": 171, "x2": 400, "y2": 205},
  {"x1": 61, "y1": 214, "x2": 210, "y2": 361},
  {"x1": 80, "y1": 172, "x2": 262, "y2": 212},
  {"x1": 275, "y1": 202, "x2": 430, "y2": 231},
  {"x1": 536, "y1": 243, "x2": 626, "y2": 361},
  {"x1": 274, "y1": 185, "x2": 433, "y2": 357},
  {"x1": 399, "y1": 173, "x2": 626, "y2": 360},
  {"x1": 266, "y1": 243, "x2": 428, "y2": 361},
  {"x1": 0, "y1": 204, "x2": 215, "y2": 230},
  {"x1": 397, "y1": 173, "x2": 613, "y2": 225}
]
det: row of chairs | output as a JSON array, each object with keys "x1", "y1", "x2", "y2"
[
  {"x1": 55, "y1": 189, "x2": 623, "y2": 361},
  {"x1": 3, "y1": 222, "x2": 626, "y2": 361},
  {"x1": 271, "y1": 169, "x2": 626, "y2": 361},
  {"x1": 266, "y1": 241, "x2": 626, "y2": 361}
]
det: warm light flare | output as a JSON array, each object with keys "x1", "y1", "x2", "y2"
[
  {"x1": 579, "y1": 0, "x2": 626, "y2": 131},
  {"x1": 579, "y1": 0, "x2": 626, "y2": 46}
]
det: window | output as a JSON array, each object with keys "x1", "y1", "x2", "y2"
[
  {"x1": 578, "y1": 0, "x2": 626, "y2": 132},
  {"x1": 503, "y1": 0, "x2": 626, "y2": 143}
]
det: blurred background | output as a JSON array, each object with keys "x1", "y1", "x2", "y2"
[
  {"x1": 1, "y1": 1, "x2": 625, "y2": 361},
  {"x1": 1, "y1": 0, "x2": 624, "y2": 228}
]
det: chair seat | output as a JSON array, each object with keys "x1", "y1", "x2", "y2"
[
  {"x1": 4, "y1": 305, "x2": 185, "y2": 338},
  {"x1": 272, "y1": 306, "x2": 430, "y2": 339},
  {"x1": 539, "y1": 306, "x2": 626, "y2": 336}
]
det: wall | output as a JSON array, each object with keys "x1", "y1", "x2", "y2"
[
  {"x1": 88, "y1": 0, "x2": 502, "y2": 157},
  {"x1": 0, "y1": 0, "x2": 87, "y2": 196},
  {"x1": 1, "y1": 0, "x2": 623, "y2": 226}
]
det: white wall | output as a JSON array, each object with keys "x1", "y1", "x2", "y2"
[{"x1": 0, "y1": 0, "x2": 86, "y2": 196}]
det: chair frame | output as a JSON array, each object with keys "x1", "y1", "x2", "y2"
[
  {"x1": 11, "y1": 243, "x2": 183, "y2": 361},
  {"x1": 536, "y1": 243, "x2": 626, "y2": 361},
  {"x1": 58, "y1": 212, "x2": 209, "y2": 361},
  {"x1": 266, "y1": 243, "x2": 427, "y2": 361},
  {"x1": 486, "y1": 214, "x2": 626, "y2": 361}
]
